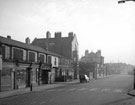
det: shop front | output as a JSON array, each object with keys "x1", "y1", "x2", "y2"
[
  {"x1": 38, "y1": 63, "x2": 51, "y2": 84},
  {"x1": 16, "y1": 68, "x2": 26, "y2": 89}
]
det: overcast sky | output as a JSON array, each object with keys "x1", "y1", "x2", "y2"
[{"x1": 0, "y1": 0, "x2": 135, "y2": 65}]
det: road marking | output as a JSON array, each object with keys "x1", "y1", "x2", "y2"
[
  {"x1": 113, "y1": 89, "x2": 123, "y2": 93},
  {"x1": 89, "y1": 88, "x2": 98, "y2": 91}
]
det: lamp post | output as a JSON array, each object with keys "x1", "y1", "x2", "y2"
[
  {"x1": 118, "y1": 0, "x2": 135, "y2": 90},
  {"x1": 118, "y1": 0, "x2": 135, "y2": 3}
]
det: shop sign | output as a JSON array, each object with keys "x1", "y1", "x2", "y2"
[{"x1": 41, "y1": 65, "x2": 51, "y2": 71}]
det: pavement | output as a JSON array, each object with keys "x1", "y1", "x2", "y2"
[{"x1": 0, "y1": 79, "x2": 80, "y2": 99}]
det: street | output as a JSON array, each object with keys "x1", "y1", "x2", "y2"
[{"x1": 0, "y1": 75, "x2": 133, "y2": 105}]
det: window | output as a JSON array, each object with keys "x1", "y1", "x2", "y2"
[
  {"x1": 28, "y1": 51, "x2": 37, "y2": 62},
  {"x1": 54, "y1": 58, "x2": 57, "y2": 65},
  {"x1": 39, "y1": 53, "x2": 46, "y2": 63},
  {"x1": 47, "y1": 56, "x2": 51, "y2": 64},
  {"x1": 5, "y1": 46, "x2": 10, "y2": 59},
  {"x1": 13, "y1": 47, "x2": 23, "y2": 61},
  {"x1": 23, "y1": 50, "x2": 26, "y2": 61},
  {"x1": 2, "y1": 45, "x2": 10, "y2": 60}
]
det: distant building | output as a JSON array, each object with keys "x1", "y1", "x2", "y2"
[
  {"x1": 32, "y1": 31, "x2": 79, "y2": 79},
  {"x1": 81, "y1": 50, "x2": 104, "y2": 64},
  {"x1": 80, "y1": 50, "x2": 105, "y2": 79}
]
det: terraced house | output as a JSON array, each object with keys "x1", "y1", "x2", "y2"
[{"x1": 0, "y1": 35, "x2": 72, "y2": 92}]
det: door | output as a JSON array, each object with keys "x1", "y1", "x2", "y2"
[
  {"x1": 26, "y1": 68, "x2": 31, "y2": 87},
  {"x1": 42, "y1": 70, "x2": 48, "y2": 84}
]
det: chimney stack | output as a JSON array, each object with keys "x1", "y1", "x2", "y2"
[
  {"x1": 25, "y1": 37, "x2": 30, "y2": 44},
  {"x1": 85, "y1": 50, "x2": 89, "y2": 57},
  {"x1": 55, "y1": 32, "x2": 61, "y2": 39},
  {"x1": 7, "y1": 35, "x2": 11, "y2": 39},
  {"x1": 68, "y1": 32, "x2": 74, "y2": 38},
  {"x1": 46, "y1": 31, "x2": 51, "y2": 38}
]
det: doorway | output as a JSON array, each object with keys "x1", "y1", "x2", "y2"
[{"x1": 42, "y1": 70, "x2": 48, "y2": 84}]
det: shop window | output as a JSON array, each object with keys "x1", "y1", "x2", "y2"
[
  {"x1": 1, "y1": 67, "x2": 11, "y2": 91},
  {"x1": 16, "y1": 69, "x2": 26, "y2": 89}
]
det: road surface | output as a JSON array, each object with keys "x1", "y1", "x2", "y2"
[{"x1": 0, "y1": 75, "x2": 133, "y2": 105}]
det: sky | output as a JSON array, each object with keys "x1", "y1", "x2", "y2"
[{"x1": 0, "y1": 0, "x2": 135, "y2": 65}]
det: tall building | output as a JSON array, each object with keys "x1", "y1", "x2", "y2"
[
  {"x1": 81, "y1": 50, "x2": 104, "y2": 64},
  {"x1": 32, "y1": 31, "x2": 79, "y2": 79},
  {"x1": 80, "y1": 50, "x2": 105, "y2": 79}
]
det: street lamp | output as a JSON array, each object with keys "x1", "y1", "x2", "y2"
[
  {"x1": 118, "y1": 0, "x2": 135, "y2": 4},
  {"x1": 118, "y1": 0, "x2": 135, "y2": 90}
]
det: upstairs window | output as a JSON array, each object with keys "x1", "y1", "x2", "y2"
[
  {"x1": 13, "y1": 47, "x2": 23, "y2": 61},
  {"x1": 39, "y1": 53, "x2": 46, "y2": 63},
  {"x1": 5, "y1": 45, "x2": 10, "y2": 59},
  {"x1": 54, "y1": 58, "x2": 57, "y2": 65},
  {"x1": 23, "y1": 50, "x2": 26, "y2": 61},
  {"x1": 1, "y1": 45, "x2": 11, "y2": 60},
  {"x1": 47, "y1": 55, "x2": 51, "y2": 64},
  {"x1": 28, "y1": 51, "x2": 37, "y2": 63}
]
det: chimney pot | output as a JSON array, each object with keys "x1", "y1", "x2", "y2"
[
  {"x1": 55, "y1": 32, "x2": 61, "y2": 39},
  {"x1": 46, "y1": 31, "x2": 51, "y2": 38},
  {"x1": 68, "y1": 32, "x2": 74, "y2": 38},
  {"x1": 7, "y1": 35, "x2": 11, "y2": 39}
]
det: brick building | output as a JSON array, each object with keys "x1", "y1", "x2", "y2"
[
  {"x1": 32, "y1": 31, "x2": 79, "y2": 79},
  {"x1": 0, "y1": 35, "x2": 72, "y2": 91},
  {"x1": 80, "y1": 50, "x2": 105, "y2": 79}
]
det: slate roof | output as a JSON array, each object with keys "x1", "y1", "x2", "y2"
[
  {"x1": 31, "y1": 35, "x2": 75, "y2": 58},
  {"x1": 0, "y1": 35, "x2": 66, "y2": 58},
  {"x1": 32, "y1": 36, "x2": 73, "y2": 46}
]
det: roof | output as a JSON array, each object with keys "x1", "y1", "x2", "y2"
[
  {"x1": 32, "y1": 36, "x2": 73, "y2": 45},
  {"x1": 0, "y1": 36, "x2": 67, "y2": 58},
  {"x1": 31, "y1": 36, "x2": 75, "y2": 58}
]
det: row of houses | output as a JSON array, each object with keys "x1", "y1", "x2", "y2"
[{"x1": 0, "y1": 31, "x2": 79, "y2": 91}]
